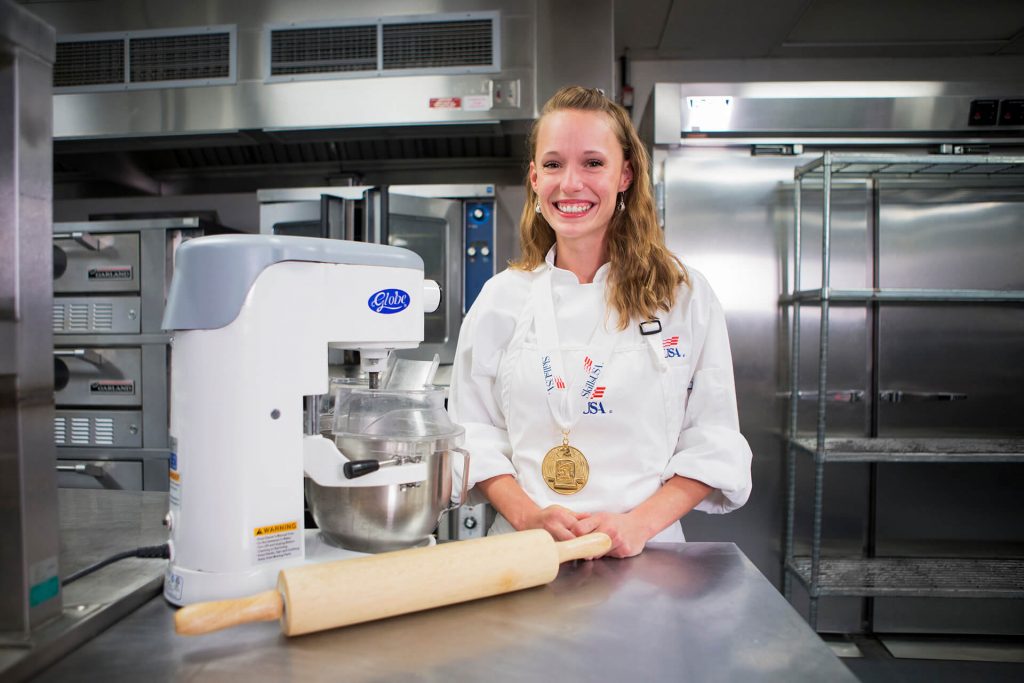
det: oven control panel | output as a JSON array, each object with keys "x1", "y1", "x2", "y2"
[{"x1": 464, "y1": 200, "x2": 495, "y2": 313}]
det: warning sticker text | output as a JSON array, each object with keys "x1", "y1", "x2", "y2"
[{"x1": 254, "y1": 521, "x2": 302, "y2": 564}]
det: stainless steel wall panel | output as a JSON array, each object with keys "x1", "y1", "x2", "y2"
[
  {"x1": 878, "y1": 186, "x2": 1024, "y2": 291},
  {"x1": 0, "y1": 0, "x2": 61, "y2": 636},
  {"x1": 661, "y1": 147, "x2": 879, "y2": 627},
  {"x1": 660, "y1": 148, "x2": 786, "y2": 584},
  {"x1": 878, "y1": 306, "x2": 1024, "y2": 437},
  {"x1": 874, "y1": 183, "x2": 1024, "y2": 438}
]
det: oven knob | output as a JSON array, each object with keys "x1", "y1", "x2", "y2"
[
  {"x1": 471, "y1": 207, "x2": 486, "y2": 221},
  {"x1": 480, "y1": 246, "x2": 490, "y2": 257},
  {"x1": 467, "y1": 246, "x2": 477, "y2": 257}
]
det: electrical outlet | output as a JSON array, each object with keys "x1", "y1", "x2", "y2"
[{"x1": 492, "y1": 79, "x2": 520, "y2": 109}]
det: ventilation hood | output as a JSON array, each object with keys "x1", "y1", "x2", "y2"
[{"x1": 37, "y1": 0, "x2": 613, "y2": 141}]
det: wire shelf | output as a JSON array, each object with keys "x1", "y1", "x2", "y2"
[
  {"x1": 789, "y1": 437, "x2": 1024, "y2": 463},
  {"x1": 788, "y1": 557, "x2": 1024, "y2": 598},
  {"x1": 780, "y1": 288, "x2": 1024, "y2": 305},
  {"x1": 795, "y1": 153, "x2": 1024, "y2": 180}
]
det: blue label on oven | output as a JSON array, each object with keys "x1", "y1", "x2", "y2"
[{"x1": 367, "y1": 289, "x2": 410, "y2": 314}]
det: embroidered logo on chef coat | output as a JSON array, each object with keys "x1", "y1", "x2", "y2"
[{"x1": 662, "y1": 335, "x2": 685, "y2": 359}]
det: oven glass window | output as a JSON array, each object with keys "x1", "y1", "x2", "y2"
[{"x1": 388, "y1": 214, "x2": 447, "y2": 344}]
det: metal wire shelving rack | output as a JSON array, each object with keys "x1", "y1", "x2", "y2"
[{"x1": 780, "y1": 152, "x2": 1024, "y2": 630}]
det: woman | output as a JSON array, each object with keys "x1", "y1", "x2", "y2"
[{"x1": 448, "y1": 86, "x2": 752, "y2": 558}]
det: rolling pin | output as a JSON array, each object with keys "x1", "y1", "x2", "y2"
[{"x1": 175, "y1": 529, "x2": 611, "y2": 637}]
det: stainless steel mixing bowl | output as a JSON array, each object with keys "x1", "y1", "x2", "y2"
[{"x1": 305, "y1": 444, "x2": 468, "y2": 553}]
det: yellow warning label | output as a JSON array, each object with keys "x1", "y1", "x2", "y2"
[
  {"x1": 169, "y1": 470, "x2": 181, "y2": 483},
  {"x1": 253, "y1": 521, "x2": 298, "y2": 537}
]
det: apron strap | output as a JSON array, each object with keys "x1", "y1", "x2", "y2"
[
  {"x1": 643, "y1": 327, "x2": 670, "y2": 371},
  {"x1": 499, "y1": 277, "x2": 540, "y2": 419}
]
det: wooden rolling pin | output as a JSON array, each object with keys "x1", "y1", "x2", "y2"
[{"x1": 175, "y1": 529, "x2": 611, "y2": 637}]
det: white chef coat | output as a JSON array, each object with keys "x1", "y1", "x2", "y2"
[{"x1": 448, "y1": 248, "x2": 752, "y2": 542}]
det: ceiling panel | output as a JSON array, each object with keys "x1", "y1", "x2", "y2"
[
  {"x1": 786, "y1": 0, "x2": 1024, "y2": 44},
  {"x1": 654, "y1": 0, "x2": 812, "y2": 59},
  {"x1": 615, "y1": 0, "x2": 1024, "y2": 60}
]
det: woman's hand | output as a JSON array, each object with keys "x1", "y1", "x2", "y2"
[
  {"x1": 522, "y1": 505, "x2": 588, "y2": 542},
  {"x1": 477, "y1": 475, "x2": 586, "y2": 542},
  {"x1": 570, "y1": 512, "x2": 650, "y2": 558},
  {"x1": 571, "y1": 476, "x2": 714, "y2": 558}
]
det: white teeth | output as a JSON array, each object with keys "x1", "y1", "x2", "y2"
[{"x1": 556, "y1": 202, "x2": 592, "y2": 214}]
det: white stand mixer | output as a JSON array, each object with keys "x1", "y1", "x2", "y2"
[{"x1": 161, "y1": 235, "x2": 445, "y2": 605}]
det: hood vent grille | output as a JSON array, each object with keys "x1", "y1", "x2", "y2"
[
  {"x1": 55, "y1": 39, "x2": 125, "y2": 87},
  {"x1": 130, "y1": 32, "x2": 231, "y2": 83},
  {"x1": 270, "y1": 24, "x2": 378, "y2": 76},
  {"x1": 55, "y1": 25, "x2": 236, "y2": 91},
  {"x1": 382, "y1": 19, "x2": 493, "y2": 70},
  {"x1": 267, "y1": 11, "x2": 499, "y2": 81}
]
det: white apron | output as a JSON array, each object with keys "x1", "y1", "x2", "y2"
[{"x1": 489, "y1": 268, "x2": 690, "y2": 543}]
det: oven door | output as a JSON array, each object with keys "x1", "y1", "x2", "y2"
[{"x1": 387, "y1": 193, "x2": 463, "y2": 365}]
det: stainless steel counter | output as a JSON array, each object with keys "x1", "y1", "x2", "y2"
[
  {"x1": 0, "y1": 489, "x2": 169, "y2": 682},
  {"x1": 33, "y1": 542, "x2": 857, "y2": 682}
]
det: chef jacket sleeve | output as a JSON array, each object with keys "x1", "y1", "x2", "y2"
[
  {"x1": 447, "y1": 287, "x2": 518, "y2": 503},
  {"x1": 663, "y1": 282, "x2": 753, "y2": 514}
]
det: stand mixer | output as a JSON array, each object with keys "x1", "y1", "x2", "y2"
[{"x1": 160, "y1": 234, "x2": 467, "y2": 606}]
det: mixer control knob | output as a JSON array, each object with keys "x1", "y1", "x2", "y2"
[
  {"x1": 463, "y1": 516, "x2": 478, "y2": 530},
  {"x1": 467, "y1": 246, "x2": 477, "y2": 257},
  {"x1": 480, "y1": 246, "x2": 490, "y2": 257}
]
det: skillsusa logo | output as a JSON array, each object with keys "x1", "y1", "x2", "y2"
[
  {"x1": 581, "y1": 356, "x2": 610, "y2": 414},
  {"x1": 580, "y1": 356, "x2": 604, "y2": 398},
  {"x1": 663, "y1": 335, "x2": 684, "y2": 359},
  {"x1": 367, "y1": 289, "x2": 410, "y2": 314},
  {"x1": 541, "y1": 355, "x2": 565, "y2": 394}
]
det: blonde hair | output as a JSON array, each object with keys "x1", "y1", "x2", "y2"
[{"x1": 511, "y1": 86, "x2": 687, "y2": 328}]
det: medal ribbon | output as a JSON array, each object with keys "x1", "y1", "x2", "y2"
[{"x1": 531, "y1": 266, "x2": 620, "y2": 440}]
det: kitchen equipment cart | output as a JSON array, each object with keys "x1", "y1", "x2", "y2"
[{"x1": 780, "y1": 152, "x2": 1024, "y2": 630}]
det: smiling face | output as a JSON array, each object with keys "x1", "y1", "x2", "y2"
[{"x1": 529, "y1": 109, "x2": 633, "y2": 254}]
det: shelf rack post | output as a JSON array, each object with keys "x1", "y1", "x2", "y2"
[
  {"x1": 809, "y1": 151, "x2": 835, "y2": 629},
  {"x1": 783, "y1": 176, "x2": 802, "y2": 601}
]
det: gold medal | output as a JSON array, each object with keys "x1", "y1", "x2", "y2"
[{"x1": 541, "y1": 432, "x2": 589, "y2": 494}]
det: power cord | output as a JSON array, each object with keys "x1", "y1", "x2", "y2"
[{"x1": 61, "y1": 544, "x2": 170, "y2": 586}]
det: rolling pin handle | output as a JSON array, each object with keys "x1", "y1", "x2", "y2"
[
  {"x1": 343, "y1": 459, "x2": 380, "y2": 479},
  {"x1": 556, "y1": 532, "x2": 612, "y2": 563},
  {"x1": 174, "y1": 589, "x2": 283, "y2": 636}
]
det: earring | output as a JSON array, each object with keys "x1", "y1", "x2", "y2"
[
  {"x1": 617, "y1": 193, "x2": 626, "y2": 212},
  {"x1": 535, "y1": 199, "x2": 542, "y2": 214}
]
